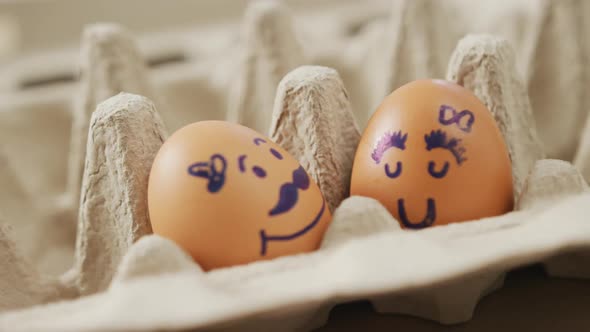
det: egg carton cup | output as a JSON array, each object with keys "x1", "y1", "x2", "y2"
[{"x1": 1, "y1": 0, "x2": 590, "y2": 331}]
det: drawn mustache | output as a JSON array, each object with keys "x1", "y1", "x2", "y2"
[{"x1": 269, "y1": 166, "x2": 310, "y2": 216}]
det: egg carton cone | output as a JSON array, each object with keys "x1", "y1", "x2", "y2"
[{"x1": 0, "y1": 0, "x2": 590, "y2": 331}]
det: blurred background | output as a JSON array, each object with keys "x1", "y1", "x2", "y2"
[
  {"x1": 0, "y1": 1, "x2": 589, "y2": 331},
  {"x1": 0, "y1": 0, "x2": 381, "y2": 57}
]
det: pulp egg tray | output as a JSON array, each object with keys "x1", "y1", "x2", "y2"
[{"x1": 1, "y1": 0, "x2": 590, "y2": 331}]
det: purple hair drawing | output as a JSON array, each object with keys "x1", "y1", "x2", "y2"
[
  {"x1": 424, "y1": 129, "x2": 467, "y2": 165},
  {"x1": 371, "y1": 130, "x2": 408, "y2": 164}
]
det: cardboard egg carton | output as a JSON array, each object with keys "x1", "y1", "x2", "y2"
[{"x1": 1, "y1": 0, "x2": 590, "y2": 331}]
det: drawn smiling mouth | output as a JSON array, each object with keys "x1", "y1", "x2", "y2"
[
  {"x1": 259, "y1": 165, "x2": 325, "y2": 256},
  {"x1": 397, "y1": 198, "x2": 436, "y2": 229},
  {"x1": 259, "y1": 198, "x2": 326, "y2": 256}
]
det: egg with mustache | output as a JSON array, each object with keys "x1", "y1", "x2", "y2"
[{"x1": 148, "y1": 121, "x2": 332, "y2": 270}]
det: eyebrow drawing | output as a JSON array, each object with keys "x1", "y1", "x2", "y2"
[
  {"x1": 371, "y1": 130, "x2": 408, "y2": 164},
  {"x1": 424, "y1": 129, "x2": 467, "y2": 165},
  {"x1": 254, "y1": 138, "x2": 285, "y2": 160},
  {"x1": 269, "y1": 148, "x2": 283, "y2": 160},
  {"x1": 253, "y1": 138, "x2": 267, "y2": 145}
]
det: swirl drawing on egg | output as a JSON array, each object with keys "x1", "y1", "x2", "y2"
[
  {"x1": 187, "y1": 137, "x2": 326, "y2": 256},
  {"x1": 369, "y1": 104, "x2": 473, "y2": 229}
]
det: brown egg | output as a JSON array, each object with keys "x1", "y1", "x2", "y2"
[
  {"x1": 148, "y1": 121, "x2": 332, "y2": 270},
  {"x1": 350, "y1": 79, "x2": 513, "y2": 228}
]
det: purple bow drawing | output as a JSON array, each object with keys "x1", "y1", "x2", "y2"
[{"x1": 438, "y1": 105, "x2": 475, "y2": 133}]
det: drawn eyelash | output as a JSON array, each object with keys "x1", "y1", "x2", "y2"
[
  {"x1": 424, "y1": 129, "x2": 467, "y2": 165},
  {"x1": 371, "y1": 130, "x2": 408, "y2": 164}
]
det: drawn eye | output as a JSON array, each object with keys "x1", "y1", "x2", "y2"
[
  {"x1": 384, "y1": 162, "x2": 402, "y2": 178},
  {"x1": 428, "y1": 161, "x2": 449, "y2": 178},
  {"x1": 252, "y1": 166, "x2": 267, "y2": 178}
]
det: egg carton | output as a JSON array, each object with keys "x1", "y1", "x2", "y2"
[{"x1": 0, "y1": 0, "x2": 590, "y2": 331}]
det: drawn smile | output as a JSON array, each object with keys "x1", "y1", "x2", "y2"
[
  {"x1": 259, "y1": 197, "x2": 326, "y2": 256},
  {"x1": 397, "y1": 198, "x2": 436, "y2": 229}
]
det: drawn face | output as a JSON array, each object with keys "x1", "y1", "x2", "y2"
[
  {"x1": 350, "y1": 79, "x2": 514, "y2": 228},
  {"x1": 148, "y1": 121, "x2": 331, "y2": 270}
]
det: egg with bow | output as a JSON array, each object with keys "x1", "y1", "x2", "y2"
[
  {"x1": 148, "y1": 121, "x2": 332, "y2": 270},
  {"x1": 350, "y1": 79, "x2": 514, "y2": 228}
]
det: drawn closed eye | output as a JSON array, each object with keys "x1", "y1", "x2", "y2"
[
  {"x1": 384, "y1": 162, "x2": 402, "y2": 178},
  {"x1": 428, "y1": 161, "x2": 449, "y2": 178}
]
